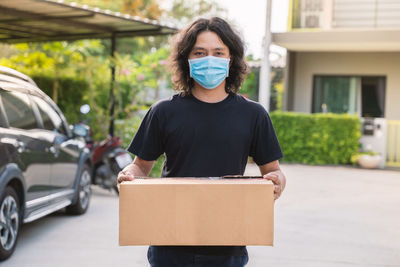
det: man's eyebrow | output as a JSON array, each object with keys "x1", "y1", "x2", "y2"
[{"x1": 191, "y1": 47, "x2": 227, "y2": 51}]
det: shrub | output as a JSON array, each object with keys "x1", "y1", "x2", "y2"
[{"x1": 269, "y1": 112, "x2": 361, "y2": 165}]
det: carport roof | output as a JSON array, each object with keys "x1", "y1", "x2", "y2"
[{"x1": 0, "y1": 0, "x2": 177, "y2": 43}]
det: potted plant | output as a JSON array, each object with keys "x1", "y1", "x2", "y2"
[{"x1": 351, "y1": 150, "x2": 382, "y2": 169}]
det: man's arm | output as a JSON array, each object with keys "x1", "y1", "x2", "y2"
[
  {"x1": 258, "y1": 160, "x2": 286, "y2": 200},
  {"x1": 117, "y1": 156, "x2": 155, "y2": 188}
]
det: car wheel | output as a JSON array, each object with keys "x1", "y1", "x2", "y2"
[
  {"x1": 0, "y1": 187, "x2": 20, "y2": 261},
  {"x1": 66, "y1": 164, "x2": 91, "y2": 215}
]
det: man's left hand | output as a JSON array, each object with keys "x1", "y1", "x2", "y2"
[{"x1": 263, "y1": 171, "x2": 284, "y2": 200}]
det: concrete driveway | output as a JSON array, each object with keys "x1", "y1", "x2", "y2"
[
  {"x1": 244, "y1": 164, "x2": 400, "y2": 267},
  {"x1": 2, "y1": 164, "x2": 400, "y2": 267}
]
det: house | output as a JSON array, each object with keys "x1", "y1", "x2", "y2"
[{"x1": 272, "y1": 0, "x2": 400, "y2": 168}]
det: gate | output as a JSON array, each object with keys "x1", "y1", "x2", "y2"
[{"x1": 386, "y1": 120, "x2": 400, "y2": 167}]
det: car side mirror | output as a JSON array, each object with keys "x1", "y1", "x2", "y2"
[{"x1": 73, "y1": 124, "x2": 88, "y2": 137}]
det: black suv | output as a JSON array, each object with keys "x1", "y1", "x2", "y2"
[{"x1": 0, "y1": 66, "x2": 92, "y2": 260}]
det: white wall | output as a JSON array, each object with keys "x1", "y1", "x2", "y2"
[{"x1": 333, "y1": 0, "x2": 400, "y2": 28}]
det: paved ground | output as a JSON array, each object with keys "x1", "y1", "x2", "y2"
[{"x1": 2, "y1": 164, "x2": 400, "y2": 267}]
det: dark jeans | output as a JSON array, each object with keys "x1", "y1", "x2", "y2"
[{"x1": 147, "y1": 246, "x2": 249, "y2": 267}]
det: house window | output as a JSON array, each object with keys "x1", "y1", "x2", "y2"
[
  {"x1": 361, "y1": 77, "x2": 386, "y2": 118},
  {"x1": 312, "y1": 76, "x2": 386, "y2": 117},
  {"x1": 313, "y1": 76, "x2": 357, "y2": 114}
]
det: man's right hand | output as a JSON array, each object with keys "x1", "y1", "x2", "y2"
[
  {"x1": 117, "y1": 156, "x2": 155, "y2": 189},
  {"x1": 117, "y1": 169, "x2": 135, "y2": 185}
]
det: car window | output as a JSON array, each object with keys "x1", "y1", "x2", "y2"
[
  {"x1": 0, "y1": 90, "x2": 38, "y2": 130},
  {"x1": 31, "y1": 95, "x2": 67, "y2": 136}
]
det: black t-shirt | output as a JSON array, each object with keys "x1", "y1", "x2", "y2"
[{"x1": 127, "y1": 92, "x2": 283, "y2": 256}]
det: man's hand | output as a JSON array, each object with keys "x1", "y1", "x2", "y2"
[
  {"x1": 116, "y1": 156, "x2": 155, "y2": 192},
  {"x1": 258, "y1": 160, "x2": 286, "y2": 201},
  {"x1": 117, "y1": 168, "x2": 135, "y2": 192},
  {"x1": 263, "y1": 171, "x2": 284, "y2": 200},
  {"x1": 117, "y1": 168, "x2": 135, "y2": 184}
]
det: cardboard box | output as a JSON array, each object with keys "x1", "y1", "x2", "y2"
[{"x1": 119, "y1": 178, "x2": 274, "y2": 246}]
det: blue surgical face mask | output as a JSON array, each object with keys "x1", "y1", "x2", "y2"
[{"x1": 188, "y1": 56, "x2": 230, "y2": 90}]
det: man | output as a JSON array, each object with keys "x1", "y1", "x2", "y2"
[{"x1": 117, "y1": 17, "x2": 286, "y2": 267}]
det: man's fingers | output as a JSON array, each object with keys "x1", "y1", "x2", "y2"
[
  {"x1": 117, "y1": 171, "x2": 135, "y2": 184},
  {"x1": 263, "y1": 171, "x2": 284, "y2": 201},
  {"x1": 117, "y1": 175, "x2": 134, "y2": 184},
  {"x1": 263, "y1": 173, "x2": 281, "y2": 185},
  {"x1": 274, "y1": 184, "x2": 282, "y2": 194}
]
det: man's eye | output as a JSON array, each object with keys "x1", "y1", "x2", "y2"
[{"x1": 194, "y1": 52, "x2": 204, "y2": 56}]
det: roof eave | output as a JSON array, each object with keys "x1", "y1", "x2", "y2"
[{"x1": 272, "y1": 28, "x2": 400, "y2": 52}]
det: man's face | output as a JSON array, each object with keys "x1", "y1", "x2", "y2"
[{"x1": 188, "y1": 31, "x2": 231, "y2": 60}]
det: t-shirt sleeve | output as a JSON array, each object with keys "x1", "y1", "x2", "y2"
[
  {"x1": 126, "y1": 107, "x2": 164, "y2": 161},
  {"x1": 249, "y1": 108, "x2": 283, "y2": 165}
]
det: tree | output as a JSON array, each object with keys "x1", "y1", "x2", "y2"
[
  {"x1": 0, "y1": 42, "x2": 84, "y2": 103},
  {"x1": 164, "y1": 0, "x2": 227, "y2": 27},
  {"x1": 64, "y1": 0, "x2": 162, "y2": 19}
]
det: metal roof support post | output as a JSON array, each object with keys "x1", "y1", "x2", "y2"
[
  {"x1": 109, "y1": 33, "x2": 116, "y2": 137},
  {"x1": 258, "y1": 0, "x2": 272, "y2": 111}
]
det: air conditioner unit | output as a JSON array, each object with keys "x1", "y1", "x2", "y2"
[{"x1": 305, "y1": 15, "x2": 320, "y2": 28}]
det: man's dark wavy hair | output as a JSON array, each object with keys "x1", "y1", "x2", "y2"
[{"x1": 169, "y1": 17, "x2": 249, "y2": 96}]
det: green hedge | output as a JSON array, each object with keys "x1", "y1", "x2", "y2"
[{"x1": 270, "y1": 112, "x2": 361, "y2": 165}]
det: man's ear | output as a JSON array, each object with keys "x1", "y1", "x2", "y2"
[{"x1": 229, "y1": 56, "x2": 234, "y2": 67}]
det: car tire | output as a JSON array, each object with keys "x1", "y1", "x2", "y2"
[
  {"x1": 66, "y1": 164, "x2": 91, "y2": 215},
  {"x1": 0, "y1": 186, "x2": 20, "y2": 261}
]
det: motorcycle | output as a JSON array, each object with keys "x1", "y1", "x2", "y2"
[
  {"x1": 88, "y1": 136, "x2": 132, "y2": 194},
  {"x1": 78, "y1": 104, "x2": 132, "y2": 194}
]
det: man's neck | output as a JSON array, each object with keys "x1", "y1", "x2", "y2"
[{"x1": 191, "y1": 82, "x2": 228, "y2": 103}]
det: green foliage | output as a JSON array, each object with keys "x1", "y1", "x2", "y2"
[
  {"x1": 115, "y1": 115, "x2": 142, "y2": 149},
  {"x1": 270, "y1": 69, "x2": 284, "y2": 111},
  {"x1": 32, "y1": 75, "x2": 89, "y2": 125},
  {"x1": 166, "y1": 0, "x2": 226, "y2": 27},
  {"x1": 0, "y1": 42, "x2": 84, "y2": 78},
  {"x1": 271, "y1": 82, "x2": 284, "y2": 110},
  {"x1": 270, "y1": 112, "x2": 361, "y2": 165},
  {"x1": 64, "y1": 0, "x2": 163, "y2": 19},
  {"x1": 150, "y1": 154, "x2": 165, "y2": 177},
  {"x1": 115, "y1": 113, "x2": 165, "y2": 177},
  {"x1": 240, "y1": 70, "x2": 258, "y2": 100},
  {"x1": 0, "y1": 44, "x2": 16, "y2": 58},
  {"x1": 240, "y1": 67, "x2": 284, "y2": 109},
  {"x1": 111, "y1": 47, "x2": 171, "y2": 117}
]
